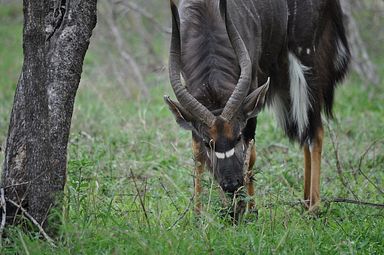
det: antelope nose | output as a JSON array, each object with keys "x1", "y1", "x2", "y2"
[{"x1": 221, "y1": 179, "x2": 242, "y2": 194}]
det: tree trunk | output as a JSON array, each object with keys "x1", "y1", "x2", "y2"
[{"x1": 1, "y1": 0, "x2": 97, "y2": 230}]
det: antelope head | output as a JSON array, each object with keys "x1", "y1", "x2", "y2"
[{"x1": 164, "y1": 0, "x2": 269, "y2": 194}]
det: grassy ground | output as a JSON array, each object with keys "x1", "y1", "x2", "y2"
[{"x1": 1, "y1": 4, "x2": 383, "y2": 254}]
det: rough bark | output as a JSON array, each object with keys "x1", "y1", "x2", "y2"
[
  {"x1": 340, "y1": 0, "x2": 380, "y2": 85},
  {"x1": 1, "y1": 0, "x2": 97, "y2": 230}
]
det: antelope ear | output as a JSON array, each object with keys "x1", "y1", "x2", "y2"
[
  {"x1": 243, "y1": 77, "x2": 270, "y2": 119},
  {"x1": 164, "y1": 96, "x2": 195, "y2": 130}
]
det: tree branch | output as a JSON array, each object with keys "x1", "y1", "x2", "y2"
[
  {"x1": 116, "y1": 0, "x2": 171, "y2": 34},
  {"x1": 266, "y1": 197, "x2": 384, "y2": 209},
  {"x1": 323, "y1": 198, "x2": 384, "y2": 208}
]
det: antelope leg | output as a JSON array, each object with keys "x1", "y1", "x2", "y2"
[
  {"x1": 303, "y1": 144, "x2": 311, "y2": 207},
  {"x1": 243, "y1": 140, "x2": 256, "y2": 210},
  {"x1": 192, "y1": 138, "x2": 205, "y2": 214},
  {"x1": 309, "y1": 126, "x2": 324, "y2": 211}
]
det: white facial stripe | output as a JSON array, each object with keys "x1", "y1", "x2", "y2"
[
  {"x1": 214, "y1": 148, "x2": 235, "y2": 159},
  {"x1": 215, "y1": 152, "x2": 225, "y2": 159},
  {"x1": 225, "y1": 148, "x2": 235, "y2": 158}
]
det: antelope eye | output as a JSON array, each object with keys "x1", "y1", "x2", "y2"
[
  {"x1": 236, "y1": 134, "x2": 242, "y2": 142},
  {"x1": 203, "y1": 139, "x2": 211, "y2": 148}
]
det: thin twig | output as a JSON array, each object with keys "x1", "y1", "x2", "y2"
[
  {"x1": 143, "y1": 178, "x2": 148, "y2": 210},
  {"x1": 167, "y1": 194, "x2": 194, "y2": 230},
  {"x1": 264, "y1": 197, "x2": 384, "y2": 209},
  {"x1": 323, "y1": 198, "x2": 384, "y2": 208},
  {"x1": 9, "y1": 164, "x2": 57, "y2": 225},
  {"x1": 41, "y1": 203, "x2": 53, "y2": 229},
  {"x1": 356, "y1": 140, "x2": 384, "y2": 195},
  {"x1": 117, "y1": 0, "x2": 171, "y2": 34},
  {"x1": 6, "y1": 199, "x2": 56, "y2": 247},
  {"x1": 327, "y1": 124, "x2": 359, "y2": 199},
  {"x1": 2, "y1": 182, "x2": 30, "y2": 190},
  {"x1": 130, "y1": 169, "x2": 150, "y2": 229},
  {"x1": 159, "y1": 181, "x2": 181, "y2": 213}
]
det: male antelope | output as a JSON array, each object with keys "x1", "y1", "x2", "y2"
[{"x1": 165, "y1": 0, "x2": 350, "y2": 213}]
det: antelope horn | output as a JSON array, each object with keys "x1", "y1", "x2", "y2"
[
  {"x1": 168, "y1": 0, "x2": 216, "y2": 127},
  {"x1": 219, "y1": 0, "x2": 252, "y2": 121}
]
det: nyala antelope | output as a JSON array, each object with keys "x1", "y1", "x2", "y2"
[{"x1": 164, "y1": 0, "x2": 350, "y2": 213}]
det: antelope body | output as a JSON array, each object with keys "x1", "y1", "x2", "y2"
[{"x1": 165, "y1": 0, "x2": 350, "y2": 212}]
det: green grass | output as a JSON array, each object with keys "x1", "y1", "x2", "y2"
[
  {"x1": 1, "y1": 4, "x2": 384, "y2": 254},
  {"x1": 0, "y1": 4, "x2": 23, "y2": 136}
]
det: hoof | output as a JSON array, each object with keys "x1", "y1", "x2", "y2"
[
  {"x1": 306, "y1": 200, "x2": 321, "y2": 212},
  {"x1": 304, "y1": 203, "x2": 322, "y2": 218},
  {"x1": 243, "y1": 208, "x2": 259, "y2": 222}
]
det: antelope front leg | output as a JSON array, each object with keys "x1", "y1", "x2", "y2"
[
  {"x1": 309, "y1": 126, "x2": 324, "y2": 210},
  {"x1": 303, "y1": 144, "x2": 311, "y2": 207},
  {"x1": 245, "y1": 141, "x2": 256, "y2": 210},
  {"x1": 192, "y1": 138, "x2": 205, "y2": 214},
  {"x1": 304, "y1": 126, "x2": 324, "y2": 211}
]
